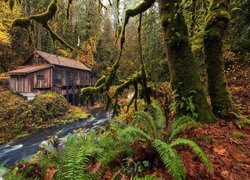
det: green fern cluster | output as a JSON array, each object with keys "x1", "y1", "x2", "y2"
[
  {"x1": 37, "y1": 130, "x2": 132, "y2": 180},
  {"x1": 118, "y1": 103, "x2": 213, "y2": 180}
]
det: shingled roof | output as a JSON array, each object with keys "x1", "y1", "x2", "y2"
[
  {"x1": 8, "y1": 64, "x2": 53, "y2": 75},
  {"x1": 35, "y1": 50, "x2": 91, "y2": 71}
]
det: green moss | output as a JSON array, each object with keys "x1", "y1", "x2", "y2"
[
  {"x1": 66, "y1": 0, "x2": 73, "y2": 20},
  {"x1": 95, "y1": 75, "x2": 106, "y2": 87},
  {"x1": 30, "y1": 0, "x2": 58, "y2": 25},
  {"x1": 204, "y1": 0, "x2": 232, "y2": 117},
  {"x1": 8, "y1": 0, "x2": 14, "y2": 11},
  {"x1": 158, "y1": 0, "x2": 215, "y2": 123},
  {"x1": 11, "y1": 0, "x2": 73, "y2": 50},
  {"x1": 12, "y1": 18, "x2": 31, "y2": 29},
  {"x1": 233, "y1": 132, "x2": 245, "y2": 140}
]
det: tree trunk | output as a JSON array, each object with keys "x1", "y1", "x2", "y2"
[
  {"x1": 158, "y1": 0, "x2": 215, "y2": 123},
  {"x1": 204, "y1": 0, "x2": 232, "y2": 117}
]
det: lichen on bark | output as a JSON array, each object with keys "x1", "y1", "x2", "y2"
[{"x1": 204, "y1": 0, "x2": 232, "y2": 118}]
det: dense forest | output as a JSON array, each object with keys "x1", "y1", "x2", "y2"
[{"x1": 0, "y1": 0, "x2": 249, "y2": 179}]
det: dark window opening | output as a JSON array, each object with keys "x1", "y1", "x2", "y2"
[{"x1": 37, "y1": 75, "x2": 45, "y2": 80}]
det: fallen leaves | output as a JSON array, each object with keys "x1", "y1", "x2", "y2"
[
  {"x1": 44, "y1": 165, "x2": 58, "y2": 180},
  {"x1": 213, "y1": 146, "x2": 227, "y2": 156}
]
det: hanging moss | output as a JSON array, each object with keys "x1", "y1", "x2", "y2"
[{"x1": 204, "y1": 0, "x2": 232, "y2": 118}]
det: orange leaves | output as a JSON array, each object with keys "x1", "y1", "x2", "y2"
[
  {"x1": 44, "y1": 165, "x2": 58, "y2": 180},
  {"x1": 213, "y1": 146, "x2": 227, "y2": 156},
  {"x1": 87, "y1": 162, "x2": 102, "y2": 174}
]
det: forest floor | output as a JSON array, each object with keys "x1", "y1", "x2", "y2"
[
  {"x1": 151, "y1": 60, "x2": 250, "y2": 179},
  {"x1": 101, "y1": 60, "x2": 250, "y2": 179}
]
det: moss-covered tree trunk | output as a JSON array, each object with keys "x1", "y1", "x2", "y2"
[
  {"x1": 158, "y1": 0, "x2": 215, "y2": 123},
  {"x1": 204, "y1": 0, "x2": 232, "y2": 117}
]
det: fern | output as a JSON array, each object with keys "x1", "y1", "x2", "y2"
[
  {"x1": 168, "y1": 116, "x2": 199, "y2": 140},
  {"x1": 134, "y1": 111, "x2": 158, "y2": 138},
  {"x1": 118, "y1": 126, "x2": 152, "y2": 142},
  {"x1": 133, "y1": 103, "x2": 166, "y2": 139},
  {"x1": 170, "y1": 138, "x2": 213, "y2": 173},
  {"x1": 151, "y1": 103, "x2": 166, "y2": 132},
  {"x1": 153, "y1": 139, "x2": 185, "y2": 180},
  {"x1": 168, "y1": 121, "x2": 199, "y2": 140},
  {"x1": 133, "y1": 174, "x2": 158, "y2": 180}
]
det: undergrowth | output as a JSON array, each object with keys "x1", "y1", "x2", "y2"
[{"x1": 4, "y1": 103, "x2": 213, "y2": 180}]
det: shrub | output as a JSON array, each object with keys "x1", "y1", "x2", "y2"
[
  {"x1": 32, "y1": 92, "x2": 69, "y2": 121},
  {"x1": 0, "y1": 88, "x2": 32, "y2": 134}
]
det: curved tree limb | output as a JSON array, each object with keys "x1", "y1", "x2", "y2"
[
  {"x1": 11, "y1": 0, "x2": 74, "y2": 50},
  {"x1": 120, "y1": 0, "x2": 156, "y2": 48}
]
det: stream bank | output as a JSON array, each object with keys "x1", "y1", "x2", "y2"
[{"x1": 0, "y1": 107, "x2": 111, "y2": 166}]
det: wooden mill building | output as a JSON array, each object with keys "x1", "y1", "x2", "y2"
[{"x1": 8, "y1": 50, "x2": 97, "y2": 105}]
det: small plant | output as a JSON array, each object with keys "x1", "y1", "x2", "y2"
[
  {"x1": 169, "y1": 90, "x2": 198, "y2": 119},
  {"x1": 118, "y1": 104, "x2": 213, "y2": 180}
]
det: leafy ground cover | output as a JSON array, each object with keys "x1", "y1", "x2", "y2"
[{"x1": 0, "y1": 89, "x2": 89, "y2": 144}]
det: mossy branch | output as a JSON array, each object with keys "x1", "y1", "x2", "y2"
[
  {"x1": 66, "y1": 0, "x2": 73, "y2": 20},
  {"x1": 11, "y1": 0, "x2": 74, "y2": 50},
  {"x1": 81, "y1": 0, "x2": 155, "y2": 114},
  {"x1": 120, "y1": 0, "x2": 156, "y2": 49}
]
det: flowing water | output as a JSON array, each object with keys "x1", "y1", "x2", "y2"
[{"x1": 0, "y1": 108, "x2": 111, "y2": 166}]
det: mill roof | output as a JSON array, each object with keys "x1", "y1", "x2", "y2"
[
  {"x1": 35, "y1": 50, "x2": 91, "y2": 71},
  {"x1": 8, "y1": 64, "x2": 53, "y2": 75}
]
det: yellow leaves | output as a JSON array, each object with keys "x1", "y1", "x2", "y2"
[
  {"x1": 0, "y1": 30, "x2": 11, "y2": 45},
  {"x1": 0, "y1": 1, "x2": 22, "y2": 46},
  {"x1": 77, "y1": 37, "x2": 98, "y2": 68}
]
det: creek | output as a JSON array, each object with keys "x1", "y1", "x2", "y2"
[{"x1": 0, "y1": 108, "x2": 111, "y2": 166}]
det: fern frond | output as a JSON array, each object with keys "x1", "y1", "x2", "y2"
[
  {"x1": 134, "y1": 111, "x2": 157, "y2": 138},
  {"x1": 153, "y1": 139, "x2": 185, "y2": 180},
  {"x1": 151, "y1": 103, "x2": 166, "y2": 133},
  {"x1": 118, "y1": 126, "x2": 152, "y2": 142},
  {"x1": 133, "y1": 174, "x2": 158, "y2": 180},
  {"x1": 168, "y1": 116, "x2": 199, "y2": 140},
  {"x1": 170, "y1": 138, "x2": 213, "y2": 173},
  {"x1": 168, "y1": 121, "x2": 199, "y2": 140},
  {"x1": 171, "y1": 116, "x2": 196, "y2": 131}
]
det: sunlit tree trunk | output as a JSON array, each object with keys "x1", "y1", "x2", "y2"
[
  {"x1": 204, "y1": 0, "x2": 232, "y2": 117},
  {"x1": 158, "y1": 0, "x2": 215, "y2": 123}
]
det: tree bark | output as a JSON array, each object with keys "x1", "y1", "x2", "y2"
[
  {"x1": 158, "y1": 0, "x2": 215, "y2": 123},
  {"x1": 204, "y1": 0, "x2": 232, "y2": 117}
]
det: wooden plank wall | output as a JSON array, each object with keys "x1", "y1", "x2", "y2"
[
  {"x1": 9, "y1": 68, "x2": 52, "y2": 93},
  {"x1": 32, "y1": 68, "x2": 52, "y2": 89},
  {"x1": 9, "y1": 75, "x2": 31, "y2": 93},
  {"x1": 9, "y1": 66, "x2": 96, "y2": 93},
  {"x1": 53, "y1": 66, "x2": 93, "y2": 87}
]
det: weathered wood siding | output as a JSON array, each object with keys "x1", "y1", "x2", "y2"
[
  {"x1": 32, "y1": 68, "x2": 52, "y2": 89},
  {"x1": 52, "y1": 66, "x2": 95, "y2": 87},
  {"x1": 10, "y1": 75, "x2": 31, "y2": 93},
  {"x1": 9, "y1": 68, "x2": 52, "y2": 92}
]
